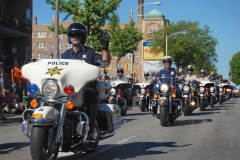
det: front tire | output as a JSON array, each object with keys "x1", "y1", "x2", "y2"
[
  {"x1": 200, "y1": 99, "x2": 204, "y2": 111},
  {"x1": 183, "y1": 102, "x2": 189, "y2": 116},
  {"x1": 160, "y1": 107, "x2": 168, "y2": 127},
  {"x1": 139, "y1": 100, "x2": 145, "y2": 112},
  {"x1": 219, "y1": 95, "x2": 222, "y2": 104},
  {"x1": 30, "y1": 126, "x2": 59, "y2": 160},
  {"x1": 210, "y1": 97, "x2": 214, "y2": 107}
]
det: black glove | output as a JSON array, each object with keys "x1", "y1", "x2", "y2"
[{"x1": 100, "y1": 31, "x2": 110, "y2": 50}]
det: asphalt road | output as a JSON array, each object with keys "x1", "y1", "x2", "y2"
[{"x1": 0, "y1": 98, "x2": 240, "y2": 160}]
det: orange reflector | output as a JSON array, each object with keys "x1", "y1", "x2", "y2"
[
  {"x1": 66, "y1": 101, "x2": 74, "y2": 110},
  {"x1": 172, "y1": 93, "x2": 176, "y2": 98},
  {"x1": 154, "y1": 94, "x2": 158, "y2": 99},
  {"x1": 146, "y1": 94, "x2": 150, "y2": 97},
  {"x1": 117, "y1": 95, "x2": 121, "y2": 98},
  {"x1": 32, "y1": 114, "x2": 42, "y2": 119},
  {"x1": 191, "y1": 92, "x2": 194, "y2": 96},
  {"x1": 30, "y1": 99, "x2": 38, "y2": 108},
  {"x1": 137, "y1": 94, "x2": 140, "y2": 97},
  {"x1": 160, "y1": 99, "x2": 165, "y2": 102}
]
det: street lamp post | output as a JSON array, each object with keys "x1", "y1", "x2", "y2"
[
  {"x1": 130, "y1": 2, "x2": 161, "y2": 20},
  {"x1": 165, "y1": 31, "x2": 187, "y2": 56}
]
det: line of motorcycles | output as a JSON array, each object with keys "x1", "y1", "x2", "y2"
[
  {"x1": 132, "y1": 77, "x2": 239, "y2": 127},
  {"x1": 20, "y1": 59, "x2": 239, "y2": 160}
]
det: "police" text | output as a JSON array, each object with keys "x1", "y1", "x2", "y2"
[{"x1": 47, "y1": 61, "x2": 69, "y2": 65}]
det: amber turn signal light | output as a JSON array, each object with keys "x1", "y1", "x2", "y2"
[
  {"x1": 30, "y1": 99, "x2": 38, "y2": 108},
  {"x1": 66, "y1": 101, "x2": 74, "y2": 110}
]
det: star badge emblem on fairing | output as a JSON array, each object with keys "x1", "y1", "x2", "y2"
[{"x1": 45, "y1": 66, "x2": 63, "y2": 76}]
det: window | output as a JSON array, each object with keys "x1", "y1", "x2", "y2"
[
  {"x1": 37, "y1": 42, "x2": 46, "y2": 48},
  {"x1": 126, "y1": 53, "x2": 132, "y2": 58},
  {"x1": 149, "y1": 28, "x2": 158, "y2": 34},
  {"x1": 37, "y1": 32, "x2": 46, "y2": 38},
  {"x1": 26, "y1": 8, "x2": 32, "y2": 28},
  {"x1": 32, "y1": 32, "x2": 34, "y2": 38},
  {"x1": 59, "y1": 34, "x2": 63, "y2": 39},
  {"x1": 59, "y1": 42, "x2": 63, "y2": 49},
  {"x1": 135, "y1": 62, "x2": 139, "y2": 68},
  {"x1": 135, "y1": 52, "x2": 139, "y2": 57},
  {"x1": 26, "y1": 47, "x2": 32, "y2": 59},
  {"x1": 66, "y1": 43, "x2": 72, "y2": 48},
  {"x1": 49, "y1": 32, "x2": 52, "y2": 36},
  {"x1": 50, "y1": 43, "x2": 54, "y2": 48},
  {"x1": 128, "y1": 63, "x2": 132, "y2": 70},
  {"x1": 117, "y1": 63, "x2": 122, "y2": 68}
]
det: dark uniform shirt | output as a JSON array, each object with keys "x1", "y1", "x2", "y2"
[
  {"x1": 156, "y1": 68, "x2": 178, "y2": 78},
  {"x1": 61, "y1": 46, "x2": 102, "y2": 66}
]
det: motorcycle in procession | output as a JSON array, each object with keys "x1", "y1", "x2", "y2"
[
  {"x1": 109, "y1": 79, "x2": 132, "y2": 116},
  {"x1": 134, "y1": 81, "x2": 155, "y2": 112},
  {"x1": 198, "y1": 80, "x2": 215, "y2": 111},
  {"x1": 179, "y1": 80, "x2": 199, "y2": 116},
  {"x1": 218, "y1": 83, "x2": 230, "y2": 104},
  {"x1": 149, "y1": 77, "x2": 182, "y2": 127},
  {"x1": 21, "y1": 59, "x2": 123, "y2": 160}
]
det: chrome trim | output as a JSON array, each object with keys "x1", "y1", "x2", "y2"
[
  {"x1": 55, "y1": 102, "x2": 67, "y2": 143},
  {"x1": 173, "y1": 98, "x2": 182, "y2": 109},
  {"x1": 99, "y1": 131, "x2": 115, "y2": 140}
]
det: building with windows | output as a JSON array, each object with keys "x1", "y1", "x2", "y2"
[
  {"x1": 32, "y1": 0, "x2": 168, "y2": 79},
  {"x1": 0, "y1": 0, "x2": 32, "y2": 74}
]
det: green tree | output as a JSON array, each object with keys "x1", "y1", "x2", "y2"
[
  {"x1": 107, "y1": 12, "x2": 143, "y2": 65},
  {"x1": 229, "y1": 52, "x2": 240, "y2": 85},
  {"x1": 47, "y1": 24, "x2": 68, "y2": 34},
  {"x1": 46, "y1": 0, "x2": 121, "y2": 49},
  {"x1": 150, "y1": 20, "x2": 218, "y2": 71}
]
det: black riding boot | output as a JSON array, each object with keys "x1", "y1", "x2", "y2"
[{"x1": 87, "y1": 103, "x2": 98, "y2": 140}]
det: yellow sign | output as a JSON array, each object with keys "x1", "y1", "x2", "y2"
[{"x1": 143, "y1": 46, "x2": 164, "y2": 60}]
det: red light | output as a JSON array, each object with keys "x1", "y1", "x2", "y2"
[
  {"x1": 147, "y1": 89, "x2": 150, "y2": 93},
  {"x1": 215, "y1": 91, "x2": 218, "y2": 94},
  {"x1": 117, "y1": 89, "x2": 122, "y2": 93},
  {"x1": 171, "y1": 86, "x2": 176, "y2": 91},
  {"x1": 64, "y1": 85, "x2": 74, "y2": 95},
  {"x1": 206, "y1": 88, "x2": 209, "y2": 91}
]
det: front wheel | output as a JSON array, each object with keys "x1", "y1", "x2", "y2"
[
  {"x1": 160, "y1": 107, "x2": 168, "y2": 127},
  {"x1": 30, "y1": 126, "x2": 60, "y2": 160},
  {"x1": 139, "y1": 100, "x2": 145, "y2": 112},
  {"x1": 199, "y1": 99, "x2": 204, "y2": 111},
  {"x1": 219, "y1": 95, "x2": 222, "y2": 104},
  {"x1": 210, "y1": 97, "x2": 214, "y2": 107},
  {"x1": 183, "y1": 102, "x2": 189, "y2": 116}
]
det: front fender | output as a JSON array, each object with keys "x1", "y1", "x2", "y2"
[{"x1": 28, "y1": 106, "x2": 60, "y2": 125}]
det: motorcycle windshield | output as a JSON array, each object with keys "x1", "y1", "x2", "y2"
[
  {"x1": 22, "y1": 59, "x2": 100, "y2": 95},
  {"x1": 157, "y1": 77, "x2": 176, "y2": 86},
  {"x1": 111, "y1": 79, "x2": 130, "y2": 90}
]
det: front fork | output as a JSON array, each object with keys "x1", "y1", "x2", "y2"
[{"x1": 55, "y1": 103, "x2": 67, "y2": 143}]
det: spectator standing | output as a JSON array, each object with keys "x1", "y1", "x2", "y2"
[{"x1": 0, "y1": 68, "x2": 7, "y2": 120}]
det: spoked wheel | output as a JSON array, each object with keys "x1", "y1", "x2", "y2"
[{"x1": 30, "y1": 125, "x2": 60, "y2": 160}]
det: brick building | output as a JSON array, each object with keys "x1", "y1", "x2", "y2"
[
  {"x1": 0, "y1": 0, "x2": 32, "y2": 74},
  {"x1": 32, "y1": 0, "x2": 169, "y2": 79}
]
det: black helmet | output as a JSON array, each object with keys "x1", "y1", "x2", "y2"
[
  {"x1": 67, "y1": 22, "x2": 87, "y2": 44},
  {"x1": 187, "y1": 65, "x2": 194, "y2": 71},
  {"x1": 163, "y1": 56, "x2": 173, "y2": 64},
  {"x1": 200, "y1": 69, "x2": 205, "y2": 74},
  {"x1": 117, "y1": 68, "x2": 124, "y2": 73},
  {"x1": 219, "y1": 74, "x2": 223, "y2": 78}
]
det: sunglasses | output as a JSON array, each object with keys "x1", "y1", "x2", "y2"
[
  {"x1": 69, "y1": 34, "x2": 81, "y2": 38},
  {"x1": 164, "y1": 62, "x2": 171, "y2": 64}
]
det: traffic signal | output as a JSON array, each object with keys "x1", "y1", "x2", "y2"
[
  {"x1": 125, "y1": 63, "x2": 128, "y2": 70},
  {"x1": 133, "y1": 65, "x2": 137, "y2": 73},
  {"x1": 104, "y1": 67, "x2": 108, "y2": 74}
]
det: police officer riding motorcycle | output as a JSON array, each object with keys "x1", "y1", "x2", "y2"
[{"x1": 150, "y1": 56, "x2": 182, "y2": 127}]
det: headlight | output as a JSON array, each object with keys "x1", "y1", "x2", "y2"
[
  {"x1": 183, "y1": 86, "x2": 190, "y2": 92},
  {"x1": 210, "y1": 87, "x2": 214, "y2": 92},
  {"x1": 42, "y1": 80, "x2": 60, "y2": 98},
  {"x1": 199, "y1": 87, "x2": 205, "y2": 92},
  {"x1": 219, "y1": 88, "x2": 223, "y2": 92},
  {"x1": 141, "y1": 89, "x2": 146, "y2": 94},
  {"x1": 227, "y1": 89, "x2": 230, "y2": 92},
  {"x1": 160, "y1": 84, "x2": 169, "y2": 93},
  {"x1": 110, "y1": 88, "x2": 116, "y2": 94}
]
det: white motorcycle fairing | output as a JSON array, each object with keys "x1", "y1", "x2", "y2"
[
  {"x1": 22, "y1": 59, "x2": 100, "y2": 107},
  {"x1": 135, "y1": 82, "x2": 151, "y2": 88},
  {"x1": 111, "y1": 80, "x2": 128, "y2": 87}
]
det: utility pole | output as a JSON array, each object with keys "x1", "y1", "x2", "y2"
[{"x1": 54, "y1": 0, "x2": 59, "y2": 58}]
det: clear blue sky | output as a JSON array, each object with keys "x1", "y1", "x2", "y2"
[{"x1": 33, "y1": 0, "x2": 240, "y2": 85}]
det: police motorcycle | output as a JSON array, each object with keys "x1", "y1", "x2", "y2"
[
  {"x1": 218, "y1": 83, "x2": 230, "y2": 104},
  {"x1": 108, "y1": 78, "x2": 133, "y2": 116},
  {"x1": 232, "y1": 86, "x2": 239, "y2": 98},
  {"x1": 134, "y1": 80, "x2": 156, "y2": 112},
  {"x1": 149, "y1": 76, "x2": 182, "y2": 127},
  {"x1": 197, "y1": 80, "x2": 215, "y2": 111},
  {"x1": 179, "y1": 78, "x2": 199, "y2": 116},
  {"x1": 21, "y1": 59, "x2": 123, "y2": 160}
]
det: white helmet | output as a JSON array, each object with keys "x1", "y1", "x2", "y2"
[
  {"x1": 187, "y1": 65, "x2": 194, "y2": 70},
  {"x1": 200, "y1": 69, "x2": 205, "y2": 74},
  {"x1": 163, "y1": 56, "x2": 173, "y2": 63}
]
